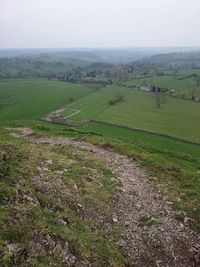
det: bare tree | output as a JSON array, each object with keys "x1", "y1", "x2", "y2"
[
  {"x1": 69, "y1": 97, "x2": 74, "y2": 103},
  {"x1": 173, "y1": 69, "x2": 178, "y2": 80},
  {"x1": 195, "y1": 76, "x2": 200, "y2": 87},
  {"x1": 142, "y1": 80, "x2": 146, "y2": 86},
  {"x1": 190, "y1": 88, "x2": 197, "y2": 100},
  {"x1": 191, "y1": 74, "x2": 200, "y2": 86},
  {"x1": 154, "y1": 92, "x2": 166, "y2": 109}
]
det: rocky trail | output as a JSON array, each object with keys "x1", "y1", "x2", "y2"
[{"x1": 7, "y1": 128, "x2": 200, "y2": 266}]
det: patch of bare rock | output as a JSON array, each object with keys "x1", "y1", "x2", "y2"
[{"x1": 7, "y1": 231, "x2": 90, "y2": 266}]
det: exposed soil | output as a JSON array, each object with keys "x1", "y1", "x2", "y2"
[{"x1": 7, "y1": 128, "x2": 200, "y2": 267}]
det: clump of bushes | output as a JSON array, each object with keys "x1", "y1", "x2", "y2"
[{"x1": 109, "y1": 93, "x2": 124, "y2": 105}]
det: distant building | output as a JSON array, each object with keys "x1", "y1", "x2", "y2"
[{"x1": 140, "y1": 85, "x2": 151, "y2": 92}]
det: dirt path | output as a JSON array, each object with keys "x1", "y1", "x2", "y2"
[
  {"x1": 41, "y1": 107, "x2": 81, "y2": 122},
  {"x1": 64, "y1": 109, "x2": 81, "y2": 119},
  {"x1": 7, "y1": 128, "x2": 200, "y2": 267}
]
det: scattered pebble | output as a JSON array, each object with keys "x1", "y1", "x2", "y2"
[{"x1": 112, "y1": 217, "x2": 118, "y2": 223}]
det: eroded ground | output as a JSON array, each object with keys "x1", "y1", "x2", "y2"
[{"x1": 1, "y1": 128, "x2": 200, "y2": 266}]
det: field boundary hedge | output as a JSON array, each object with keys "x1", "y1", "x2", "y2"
[{"x1": 91, "y1": 120, "x2": 200, "y2": 146}]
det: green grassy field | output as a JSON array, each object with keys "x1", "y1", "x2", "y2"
[
  {"x1": 163, "y1": 68, "x2": 200, "y2": 76},
  {"x1": 66, "y1": 86, "x2": 200, "y2": 143},
  {"x1": 0, "y1": 56, "x2": 200, "y2": 265},
  {"x1": 122, "y1": 73, "x2": 200, "y2": 98},
  {"x1": 0, "y1": 76, "x2": 200, "y2": 234},
  {"x1": 0, "y1": 128, "x2": 125, "y2": 266},
  {"x1": 0, "y1": 79, "x2": 94, "y2": 121},
  {"x1": 0, "y1": 79, "x2": 199, "y2": 142},
  {"x1": 77, "y1": 121, "x2": 200, "y2": 158}
]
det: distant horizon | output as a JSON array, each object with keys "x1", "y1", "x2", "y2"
[
  {"x1": 1, "y1": 46, "x2": 200, "y2": 50},
  {"x1": 1, "y1": 0, "x2": 200, "y2": 49}
]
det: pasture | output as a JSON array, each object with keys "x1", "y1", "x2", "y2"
[
  {"x1": 0, "y1": 79, "x2": 94, "y2": 121},
  {"x1": 66, "y1": 86, "x2": 200, "y2": 142},
  {"x1": 0, "y1": 78, "x2": 199, "y2": 143},
  {"x1": 122, "y1": 72, "x2": 200, "y2": 99},
  {"x1": 0, "y1": 77, "x2": 200, "y2": 229}
]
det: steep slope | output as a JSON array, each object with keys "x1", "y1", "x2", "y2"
[{"x1": 0, "y1": 128, "x2": 200, "y2": 266}]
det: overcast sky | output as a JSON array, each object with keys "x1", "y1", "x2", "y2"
[{"x1": 0, "y1": 0, "x2": 200, "y2": 49}]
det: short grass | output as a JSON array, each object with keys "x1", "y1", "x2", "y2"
[
  {"x1": 0, "y1": 79, "x2": 199, "y2": 142},
  {"x1": 122, "y1": 74, "x2": 200, "y2": 98},
  {"x1": 0, "y1": 79, "x2": 94, "y2": 121},
  {"x1": 66, "y1": 86, "x2": 125, "y2": 120},
  {"x1": 165, "y1": 68, "x2": 200, "y2": 76},
  {"x1": 14, "y1": 123, "x2": 200, "y2": 232},
  {"x1": 66, "y1": 86, "x2": 200, "y2": 143},
  {"x1": 0, "y1": 131, "x2": 124, "y2": 266},
  {"x1": 62, "y1": 109, "x2": 81, "y2": 118},
  {"x1": 76, "y1": 121, "x2": 200, "y2": 159},
  {"x1": 138, "y1": 215, "x2": 159, "y2": 227},
  {"x1": 0, "y1": 67, "x2": 200, "y2": 264}
]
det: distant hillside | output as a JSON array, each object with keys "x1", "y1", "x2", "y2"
[
  {"x1": 1, "y1": 48, "x2": 200, "y2": 79},
  {"x1": 0, "y1": 56, "x2": 91, "y2": 79},
  {"x1": 1, "y1": 47, "x2": 198, "y2": 64},
  {"x1": 145, "y1": 51, "x2": 200, "y2": 68}
]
